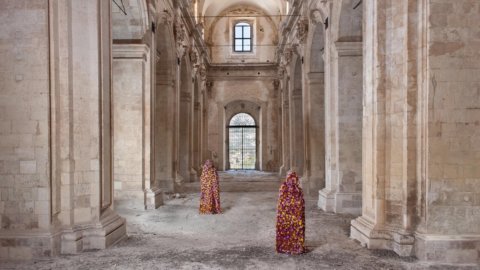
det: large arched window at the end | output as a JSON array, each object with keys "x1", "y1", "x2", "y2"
[{"x1": 234, "y1": 22, "x2": 252, "y2": 52}]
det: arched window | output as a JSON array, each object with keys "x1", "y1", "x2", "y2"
[
  {"x1": 234, "y1": 22, "x2": 252, "y2": 52},
  {"x1": 228, "y1": 113, "x2": 256, "y2": 170},
  {"x1": 230, "y1": 113, "x2": 255, "y2": 126}
]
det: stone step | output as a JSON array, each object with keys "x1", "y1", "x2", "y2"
[{"x1": 181, "y1": 171, "x2": 282, "y2": 193}]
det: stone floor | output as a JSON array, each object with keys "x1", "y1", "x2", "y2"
[{"x1": 1, "y1": 179, "x2": 479, "y2": 269}]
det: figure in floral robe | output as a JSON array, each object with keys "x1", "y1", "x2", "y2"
[
  {"x1": 199, "y1": 160, "x2": 222, "y2": 214},
  {"x1": 276, "y1": 171, "x2": 306, "y2": 254}
]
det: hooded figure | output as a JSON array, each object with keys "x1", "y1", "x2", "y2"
[
  {"x1": 276, "y1": 171, "x2": 306, "y2": 254},
  {"x1": 199, "y1": 160, "x2": 221, "y2": 214}
]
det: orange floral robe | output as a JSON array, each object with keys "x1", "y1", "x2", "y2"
[
  {"x1": 276, "y1": 171, "x2": 306, "y2": 254},
  {"x1": 199, "y1": 163, "x2": 221, "y2": 214}
]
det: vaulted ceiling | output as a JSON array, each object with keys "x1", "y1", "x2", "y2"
[{"x1": 201, "y1": 0, "x2": 285, "y2": 17}]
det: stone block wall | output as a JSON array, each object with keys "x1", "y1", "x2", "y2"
[
  {"x1": 415, "y1": 0, "x2": 480, "y2": 263},
  {"x1": 0, "y1": 0, "x2": 52, "y2": 259}
]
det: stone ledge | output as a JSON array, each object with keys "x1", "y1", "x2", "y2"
[{"x1": 415, "y1": 233, "x2": 480, "y2": 265}]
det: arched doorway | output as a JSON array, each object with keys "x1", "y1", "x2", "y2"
[{"x1": 228, "y1": 113, "x2": 257, "y2": 170}]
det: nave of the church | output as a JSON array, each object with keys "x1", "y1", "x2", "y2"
[
  {"x1": 3, "y1": 172, "x2": 447, "y2": 269},
  {"x1": 0, "y1": 0, "x2": 479, "y2": 268}
]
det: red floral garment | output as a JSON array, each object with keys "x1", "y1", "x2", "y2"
[
  {"x1": 199, "y1": 160, "x2": 221, "y2": 214},
  {"x1": 276, "y1": 171, "x2": 306, "y2": 254}
]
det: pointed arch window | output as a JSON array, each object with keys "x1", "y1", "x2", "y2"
[{"x1": 234, "y1": 22, "x2": 252, "y2": 52}]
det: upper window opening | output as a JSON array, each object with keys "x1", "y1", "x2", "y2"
[
  {"x1": 234, "y1": 22, "x2": 252, "y2": 52},
  {"x1": 230, "y1": 113, "x2": 255, "y2": 126}
]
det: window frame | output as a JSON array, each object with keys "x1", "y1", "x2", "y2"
[{"x1": 233, "y1": 22, "x2": 253, "y2": 53}]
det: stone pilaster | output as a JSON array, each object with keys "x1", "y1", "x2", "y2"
[{"x1": 319, "y1": 41, "x2": 363, "y2": 215}]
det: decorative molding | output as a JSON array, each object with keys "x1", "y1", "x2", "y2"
[
  {"x1": 198, "y1": 63, "x2": 207, "y2": 81},
  {"x1": 296, "y1": 18, "x2": 309, "y2": 43},
  {"x1": 174, "y1": 17, "x2": 188, "y2": 58},
  {"x1": 189, "y1": 50, "x2": 198, "y2": 65},
  {"x1": 273, "y1": 79, "x2": 280, "y2": 91},
  {"x1": 277, "y1": 65, "x2": 286, "y2": 79},
  {"x1": 334, "y1": 41, "x2": 363, "y2": 57},
  {"x1": 112, "y1": 44, "x2": 150, "y2": 61}
]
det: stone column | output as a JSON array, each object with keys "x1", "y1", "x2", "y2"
[
  {"x1": 350, "y1": 0, "x2": 415, "y2": 257},
  {"x1": 192, "y1": 97, "x2": 202, "y2": 180},
  {"x1": 318, "y1": 41, "x2": 363, "y2": 215},
  {"x1": 278, "y1": 78, "x2": 290, "y2": 177},
  {"x1": 289, "y1": 88, "x2": 304, "y2": 175},
  {"x1": 112, "y1": 44, "x2": 163, "y2": 210},
  {"x1": 179, "y1": 90, "x2": 192, "y2": 182},
  {"x1": 303, "y1": 72, "x2": 325, "y2": 196},
  {"x1": 54, "y1": 0, "x2": 126, "y2": 254}
]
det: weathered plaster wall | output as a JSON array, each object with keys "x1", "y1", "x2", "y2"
[{"x1": 207, "y1": 7, "x2": 278, "y2": 64}]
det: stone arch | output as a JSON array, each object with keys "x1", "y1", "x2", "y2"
[
  {"x1": 308, "y1": 23, "x2": 325, "y2": 73},
  {"x1": 112, "y1": 0, "x2": 149, "y2": 40},
  {"x1": 301, "y1": 16, "x2": 327, "y2": 196},
  {"x1": 331, "y1": 0, "x2": 363, "y2": 42},
  {"x1": 319, "y1": 0, "x2": 363, "y2": 215}
]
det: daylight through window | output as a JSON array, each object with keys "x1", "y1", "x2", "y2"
[{"x1": 234, "y1": 22, "x2": 252, "y2": 52}]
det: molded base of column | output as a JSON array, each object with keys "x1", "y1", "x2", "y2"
[
  {"x1": 350, "y1": 216, "x2": 414, "y2": 257},
  {"x1": 414, "y1": 233, "x2": 480, "y2": 264},
  {"x1": 278, "y1": 165, "x2": 288, "y2": 178},
  {"x1": 190, "y1": 168, "x2": 198, "y2": 182},
  {"x1": 61, "y1": 209, "x2": 126, "y2": 254},
  {"x1": 318, "y1": 189, "x2": 335, "y2": 212},
  {"x1": 318, "y1": 189, "x2": 362, "y2": 215},
  {"x1": 300, "y1": 176, "x2": 323, "y2": 197},
  {"x1": 145, "y1": 187, "x2": 163, "y2": 210}
]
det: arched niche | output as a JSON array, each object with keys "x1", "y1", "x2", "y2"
[
  {"x1": 309, "y1": 24, "x2": 325, "y2": 73},
  {"x1": 112, "y1": 0, "x2": 149, "y2": 40},
  {"x1": 332, "y1": 0, "x2": 363, "y2": 42}
]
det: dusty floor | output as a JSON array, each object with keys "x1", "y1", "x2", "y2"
[{"x1": 1, "y1": 191, "x2": 479, "y2": 269}]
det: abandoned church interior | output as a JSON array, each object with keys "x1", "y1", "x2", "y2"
[{"x1": 1, "y1": 0, "x2": 480, "y2": 268}]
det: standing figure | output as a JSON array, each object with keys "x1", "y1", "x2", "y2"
[
  {"x1": 199, "y1": 160, "x2": 222, "y2": 214},
  {"x1": 276, "y1": 171, "x2": 306, "y2": 254}
]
